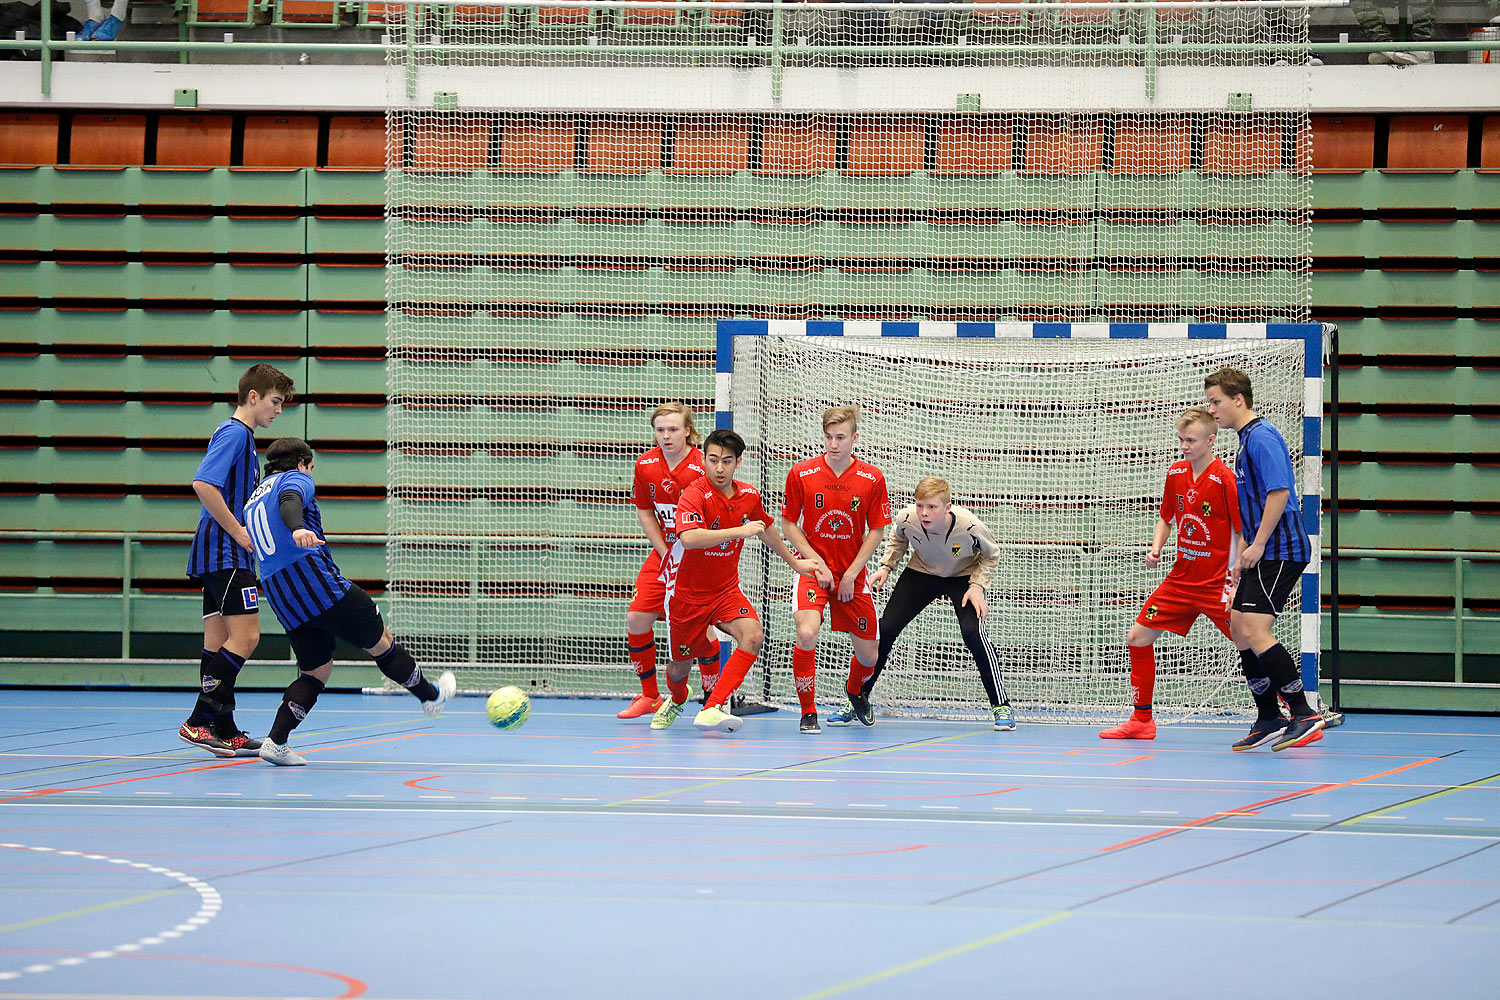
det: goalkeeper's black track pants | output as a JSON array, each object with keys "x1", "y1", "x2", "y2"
[{"x1": 866, "y1": 568, "x2": 1009, "y2": 707}]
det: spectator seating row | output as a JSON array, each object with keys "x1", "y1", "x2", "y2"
[{"x1": 5, "y1": 111, "x2": 1499, "y2": 173}]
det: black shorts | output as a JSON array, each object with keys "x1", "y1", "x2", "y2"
[
  {"x1": 285, "y1": 586, "x2": 386, "y2": 670},
  {"x1": 200, "y1": 568, "x2": 261, "y2": 618},
  {"x1": 1233, "y1": 559, "x2": 1308, "y2": 616}
]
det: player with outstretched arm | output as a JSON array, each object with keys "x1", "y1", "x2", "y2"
[
  {"x1": 242, "y1": 438, "x2": 456, "y2": 765},
  {"x1": 1099, "y1": 408, "x2": 1243, "y2": 740},
  {"x1": 651, "y1": 429, "x2": 822, "y2": 734},
  {"x1": 844, "y1": 476, "x2": 1016, "y2": 731}
]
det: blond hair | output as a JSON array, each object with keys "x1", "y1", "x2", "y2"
[
  {"x1": 913, "y1": 476, "x2": 952, "y2": 502},
  {"x1": 822, "y1": 405, "x2": 860, "y2": 432},
  {"x1": 1174, "y1": 407, "x2": 1217, "y2": 436},
  {"x1": 650, "y1": 401, "x2": 701, "y2": 447}
]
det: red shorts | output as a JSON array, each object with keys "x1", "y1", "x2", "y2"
[
  {"x1": 1136, "y1": 580, "x2": 1232, "y2": 638},
  {"x1": 795, "y1": 573, "x2": 879, "y2": 640},
  {"x1": 666, "y1": 588, "x2": 759, "y2": 662},
  {"x1": 628, "y1": 552, "x2": 666, "y2": 616}
]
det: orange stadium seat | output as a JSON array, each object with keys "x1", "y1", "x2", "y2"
[
  {"x1": 930, "y1": 118, "x2": 1012, "y2": 176},
  {"x1": 451, "y1": 3, "x2": 511, "y2": 22},
  {"x1": 0, "y1": 112, "x2": 61, "y2": 165},
  {"x1": 846, "y1": 119, "x2": 925, "y2": 177},
  {"x1": 586, "y1": 118, "x2": 664, "y2": 174},
  {"x1": 1310, "y1": 116, "x2": 1375, "y2": 171},
  {"x1": 1483, "y1": 116, "x2": 1500, "y2": 169},
  {"x1": 1022, "y1": 118, "x2": 1104, "y2": 175},
  {"x1": 1202, "y1": 120, "x2": 1285, "y2": 174},
  {"x1": 535, "y1": 6, "x2": 591, "y2": 25},
  {"x1": 327, "y1": 116, "x2": 387, "y2": 169},
  {"x1": 68, "y1": 114, "x2": 147, "y2": 166},
  {"x1": 497, "y1": 117, "x2": 576, "y2": 173},
  {"x1": 1112, "y1": 116, "x2": 1193, "y2": 174},
  {"x1": 1386, "y1": 115, "x2": 1468, "y2": 170},
  {"x1": 154, "y1": 114, "x2": 233, "y2": 167},
  {"x1": 706, "y1": 0, "x2": 742, "y2": 27},
  {"x1": 667, "y1": 120, "x2": 751, "y2": 175},
  {"x1": 970, "y1": 0, "x2": 1026, "y2": 28},
  {"x1": 756, "y1": 118, "x2": 837, "y2": 177},
  {"x1": 403, "y1": 116, "x2": 493, "y2": 172},
  {"x1": 242, "y1": 115, "x2": 319, "y2": 167}
]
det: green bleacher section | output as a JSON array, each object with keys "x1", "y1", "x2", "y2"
[{"x1": 1, "y1": 108, "x2": 1496, "y2": 702}]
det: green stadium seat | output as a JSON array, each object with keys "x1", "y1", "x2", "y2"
[
  {"x1": 1338, "y1": 461, "x2": 1495, "y2": 505},
  {"x1": 309, "y1": 167, "x2": 386, "y2": 206},
  {"x1": 309, "y1": 262, "x2": 385, "y2": 302},
  {"x1": 1328, "y1": 318, "x2": 1492, "y2": 356},
  {"x1": 308, "y1": 356, "x2": 386, "y2": 394},
  {"x1": 0, "y1": 307, "x2": 306, "y2": 349},
  {"x1": 308, "y1": 308, "x2": 385, "y2": 348},
  {"x1": 0, "y1": 261, "x2": 306, "y2": 302},
  {"x1": 1338, "y1": 363, "x2": 1499, "y2": 407},
  {"x1": 309, "y1": 216, "x2": 385, "y2": 255},
  {"x1": 1312, "y1": 219, "x2": 1489, "y2": 259},
  {"x1": 1338, "y1": 414, "x2": 1490, "y2": 455},
  {"x1": 0, "y1": 355, "x2": 308, "y2": 395},
  {"x1": 8, "y1": 214, "x2": 306, "y2": 255},
  {"x1": 305, "y1": 401, "x2": 386, "y2": 440}
]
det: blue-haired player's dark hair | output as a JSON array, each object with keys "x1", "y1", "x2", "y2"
[
  {"x1": 703, "y1": 428, "x2": 746, "y2": 458},
  {"x1": 264, "y1": 437, "x2": 314, "y2": 475}
]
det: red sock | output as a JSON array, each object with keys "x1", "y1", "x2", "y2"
[
  {"x1": 698, "y1": 657, "x2": 720, "y2": 699},
  {"x1": 705, "y1": 649, "x2": 756, "y2": 709},
  {"x1": 627, "y1": 631, "x2": 659, "y2": 699},
  {"x1": 1128, "y1": 644, "x2": 1155, "y2": 720},
  {"x1": 666, "y1": 672, "x2": 690, "y2": 705},
  {"x1": 846, "y1": 654, "x2": 873, "y2": 697},
  {"x1": 791, "y1": 646, "x2": 817, "y2": 714}
]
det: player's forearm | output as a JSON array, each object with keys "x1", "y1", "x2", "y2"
[
  {"x1": 760, "y1": 527, "x2": 803, "y2": 570},
  {"x1": 635, "y1": 510, "x2": 668, "y2": 555},
  {"x1": 1253, "y1": 490, "x2": 1290, "y2": 548},
  {"x1": 1152, "y1": 519, "x2": 1172, "y2": 553},
  {"x1": 847, "y1": 528, "x2": 885, "y2": 576},
  {"x1": 678, "y1": 527, "x2": 743, "y2": 549},
  {"x1": 780, "y1": 519, "x2": 824, "y2": 564},
  {"x1": 193, "y1": 481, "x2": 244, "y2": 534},
  {"x1": 969, "y1": 554, "x2": 999, "y2": 590}
]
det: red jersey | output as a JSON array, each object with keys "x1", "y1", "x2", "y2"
[
  {"x1": 662, "y1": 477, "x2": 772, "y2": 604},
  {"x1": 782, "y1": 456, "x2": 892, "y2": 576},
  {"x1": 631, "y1": 446, "x2": 706, "y2": 547},
  {"x1": 1160, "y1": 457, "x2": 1242, "y2": 590}
]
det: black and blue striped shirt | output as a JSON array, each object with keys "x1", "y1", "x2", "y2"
[
  {"x1": 186, "y1": 418, "x2": 259, "y2": 578},
  {"x1": 1234, "y1": 416, "x2": 1312, "y2": 563},
  {"x1": 254, "y1": 475, "x2": 353, "y2": 630}
]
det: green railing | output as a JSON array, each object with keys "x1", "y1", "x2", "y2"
[{"x1": 2, "y1": 0, "x2": 1497, "y2": 101}]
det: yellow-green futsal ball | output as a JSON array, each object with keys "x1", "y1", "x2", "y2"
[{"x1": 486, "y1": 686, "x2": 530, "y2": 730}]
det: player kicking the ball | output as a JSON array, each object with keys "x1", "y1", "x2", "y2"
[
  {"x1": 242, "y1": 438, "x2": 455, "y2": 765},
  {"x1": 652, "y1": 429, "x2": 821, "y2": 734},
  {"x1": 845, "y1": 476, "x2": 1016, "y2": 731},
  {"x1": 620, "y1": 402, "x2": 708, "y2": 720},
  {"x1": 780, "y1": 406, "x2": 890, "y2": 733},
  {"x1": 1100, "y1": 408, "x2": 1243, "y2": 740}
]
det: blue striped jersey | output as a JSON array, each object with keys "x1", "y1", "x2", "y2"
[
  {"x1": 186, "y1": 418, "x2": 259, "y2": 578},
  {"x1": 1234, "y1": 417, "x2": 1312, "y2": 563},
  {"x1": 243, "y1": 469, "x2": 352, "y2": 630}
]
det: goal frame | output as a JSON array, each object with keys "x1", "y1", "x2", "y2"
[{"x1": 715, "y1": 318, "x2": 1330, "y2": 710}]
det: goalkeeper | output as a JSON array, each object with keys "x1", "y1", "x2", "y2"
[{"x1": 830, "y1": 477, "x2": 1015, "y2": 731}]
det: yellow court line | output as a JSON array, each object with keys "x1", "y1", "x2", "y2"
[
  {"x1": 1343, "y1": 772, "x2": 1500, "y2": 825},
  {"x1": 0, "y1": 889, "x2": 173, "y2": 936},
  {"x1": 795, "y1": 911, "x2": 1073, "y2": 999},
  {"x1": 605, "y1": 729, "x2": 986, "y2": 807}
]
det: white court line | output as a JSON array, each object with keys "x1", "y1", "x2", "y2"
[
  {"x1": 1139, "y1": 810, "x2": 1179, "y2": 815},
  {"x1": 347, "y1": 794, "x2": 385, "y2": 798},
  {"x1": 920, "y1": 805, "x2": 958, "y2": 811},
  {"x1": 0, "y1": 842, "x2": 220, "y2": 984},
  {"x1": 275, "y1": 793, "x2": 312, "y2": 798},
  {"x1": 994, "y1": 807, "x2": 1031, "y2": 812},
  {"x1": 133, "y1": 791, "x2": 172, "y2": 796},
  {"x1": 1445, "y1": 817, "x2": 1485, "y2": 822},
  {"x1": 1292, "y1": 813, "x2": 1330, "y2": 818},
  {"x1": 1067, "y1": 809, "x2": 1105, "y2": 814},
  {"x1": 776, "y1": 801, "x2": 815, "y2": 806},
  {"x1": 14, "y1": 801, "x2": 1500, "y2": 841},
  {"x1": 203, "y1": 792, "x2": 241, "y2": 797}
]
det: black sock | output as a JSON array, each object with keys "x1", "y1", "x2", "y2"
[
  {"x1": 1239, "y1": 648, "x2": 1281, "y2": 720},
  {"x1": 374, "y1": 643, "x2": 437, "y2": 701},
  {"x1": 269, "y1": 674, "x2": 325, "y2": 744},
  {"x1": 1259, "y1": 643, "x2": 1313, "y2": 717},
  {"x1": 187, "y1": 647, "x2": 245, "y2": 728}
]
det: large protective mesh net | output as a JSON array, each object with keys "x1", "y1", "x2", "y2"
[
  {"x1": 730, "y1": 333, "x2": 1307, "y2": 722},
  {"x1": 382, "y1": 2, "x2": 1314, "y2": 710}
]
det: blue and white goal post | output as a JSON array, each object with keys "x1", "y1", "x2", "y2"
[{"x1": 716, "y1": 320, "x2": 1329, "y2": 723}]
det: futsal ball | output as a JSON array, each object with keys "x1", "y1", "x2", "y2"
[{"x1": 486, "y1": 686, "x2": 530, "y2": 730}]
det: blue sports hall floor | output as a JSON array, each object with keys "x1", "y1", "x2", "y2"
[{"x1": 1, "y1": 689, "x2": 1496, "y2": 999}]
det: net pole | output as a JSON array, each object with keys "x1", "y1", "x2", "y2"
[{"x1": 1327, "y1": 322, "x2": 1342, "y2": 717}]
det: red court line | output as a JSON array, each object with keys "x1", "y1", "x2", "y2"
[
  {"x1": 0, "y1": 735, "x2": 418, "y2": 805},
  {"x1": 1099, "y1": 756, "x2": 1444, "y2": 852},
  {"x1": 0, "y1": 947, "x2": 366, "y2": 998}
]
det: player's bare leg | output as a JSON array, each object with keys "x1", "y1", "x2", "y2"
[
  {"x1": 792, "y1": 609, "x2": 823, "y2": 732},
  {"x1": 621, "y1": 608, "x2": 665, "y2": 719},
  {"x1": 1101, "y1": 624, "x2": 1161, "y2": 740}
]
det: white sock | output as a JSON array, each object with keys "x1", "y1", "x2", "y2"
[
  {"x1": 84, "y1": 0, "x2": 103, "y2": 21},
  {"x1": 109, "y1": 0, "x2": 127, "y2": 19}
]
